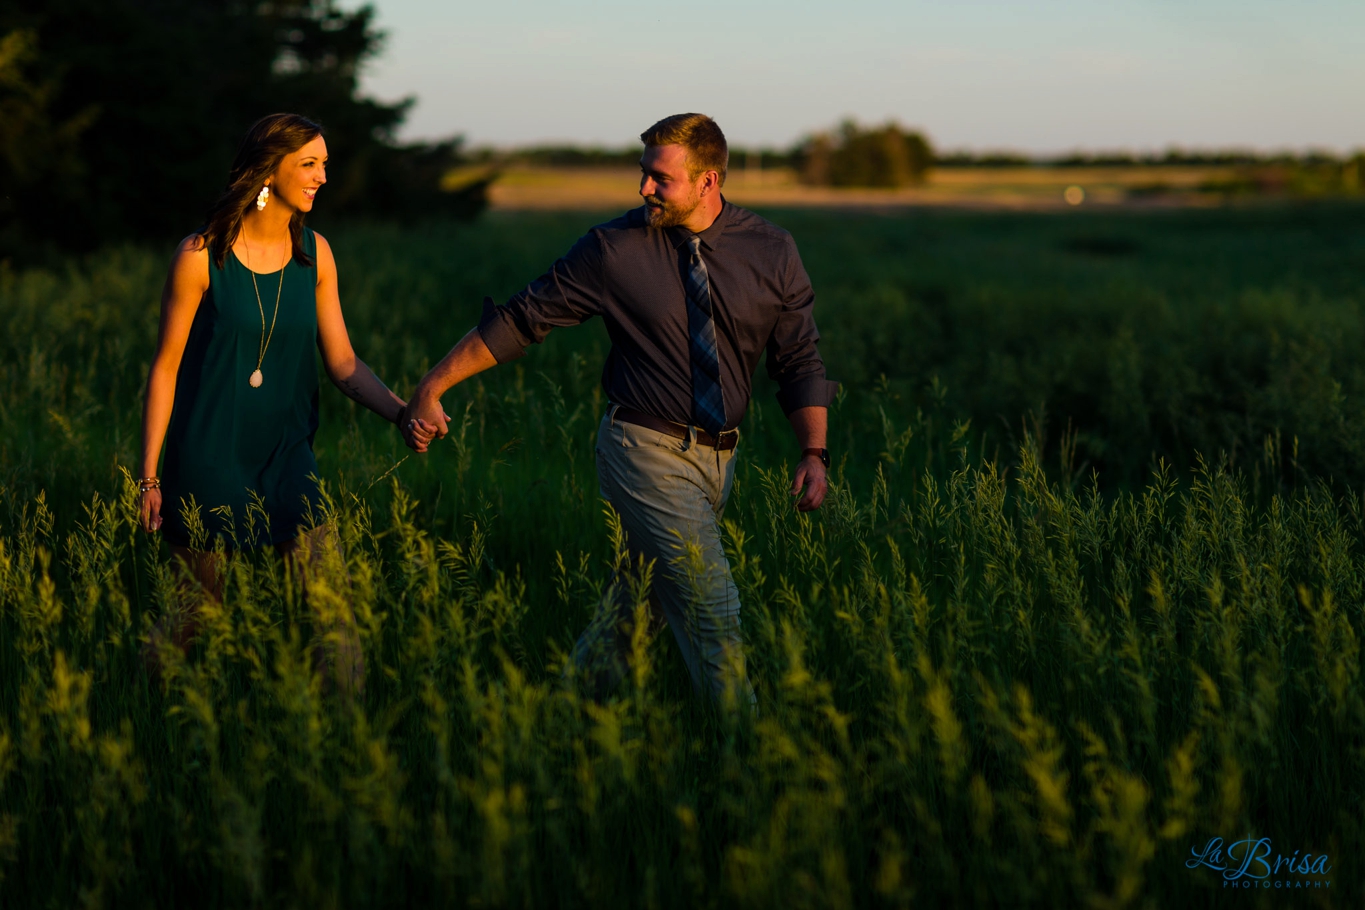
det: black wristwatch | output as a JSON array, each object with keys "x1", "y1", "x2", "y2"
[{"x1": 802, "y1": 447, "x2": 830, "y2": 468}]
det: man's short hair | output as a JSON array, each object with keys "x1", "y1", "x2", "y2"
[{"x1": 641, "y1": 113, "x2": 728, "y2": 187}]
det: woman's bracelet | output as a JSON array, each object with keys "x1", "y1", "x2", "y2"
[{"x1": 137, "y1": 476, "x2": 160, "y2": 493}]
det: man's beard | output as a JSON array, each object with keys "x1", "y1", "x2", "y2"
[{"x1": 643, "y1": 191, "x2": 700, "y2": 228}]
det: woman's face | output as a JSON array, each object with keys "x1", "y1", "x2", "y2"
[{"x1": 267, "y1": 135, "x2": 328, "y2": 214}]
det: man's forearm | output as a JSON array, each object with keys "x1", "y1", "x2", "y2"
[
  {"x1": 414, "y1": 327, "x2": 499, "y2": 403},
  {"x1": 787, "y1": 406, "x2": 827, "y2": 450}
]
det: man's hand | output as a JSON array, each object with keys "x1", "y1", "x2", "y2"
[
  {"x1": 405, "y1": 390, "x2": 451, "y2": 445},
  {"x1": 790, "y1": 453, "x2": 828, "y2": 511},
  {"x1": 786, "y1": 406, "x2": 829, "y2": 511}
]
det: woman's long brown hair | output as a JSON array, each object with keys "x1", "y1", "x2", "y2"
[{"x1": 198, "y1": 113, "x2": 323, "y2": 269}]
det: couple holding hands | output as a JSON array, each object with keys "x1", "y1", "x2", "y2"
[{"x1": 139, "y1": 112, "x2": 837, "y2": 705}]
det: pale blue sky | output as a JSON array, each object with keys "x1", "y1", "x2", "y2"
[{"x1": 359, "y1": 0, "x2": 1364, "y2": 153}]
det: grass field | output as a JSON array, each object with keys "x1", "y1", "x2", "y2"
[{"x1": 1, "y1": 204, "x2": 1362, "y2": 907}]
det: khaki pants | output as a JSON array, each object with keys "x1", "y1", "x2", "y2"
[{"x1": 568, "y1": 407, "x2": 756, "y2": 708}]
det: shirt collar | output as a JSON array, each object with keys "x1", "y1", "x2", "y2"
[{"x1": 668, "y1": 195, "x2": 731, "y2": 252}]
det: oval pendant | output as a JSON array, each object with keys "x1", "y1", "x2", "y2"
[{"x1": 249, "y1": 369, "x2": 264, "y2": 388}]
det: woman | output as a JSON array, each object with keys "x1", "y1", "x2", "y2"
[{"x1": 138, "y1": 113, "x2": 432, "y2": 683}]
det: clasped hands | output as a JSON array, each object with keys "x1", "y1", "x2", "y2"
[{"x1": 399, "y1": 392, "x2": 449, "y2": 453}]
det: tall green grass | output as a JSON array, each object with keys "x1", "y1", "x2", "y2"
[{"x1": 0, "y1": 207, "x2": 1361, "y2": 906}]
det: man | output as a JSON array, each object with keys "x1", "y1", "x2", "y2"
[{"x1": 405, "y1": 113, "x2": 837, "y2": 707}]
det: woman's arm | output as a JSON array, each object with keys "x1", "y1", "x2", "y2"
[
  {"x1": 314, "y1": 233, "x2": 407, "y2": 420},
  {"x1": 313, "y1": 233, "x2": 431, "y2": 440},
  {"x1": 139, "y1": 236, "x2": 212, "y2": 531}
]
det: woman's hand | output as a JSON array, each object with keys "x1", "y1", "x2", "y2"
[
  {"x1": 141, "y1": 487, "x2": 164, "y2": 532},
  {"x1": 402, "y1": 417, "x2": 438, "y2": 453}
]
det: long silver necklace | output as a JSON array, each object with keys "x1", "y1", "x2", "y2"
[{"x1": 244, "y1": 233, "x2": 285, "y2": 388}]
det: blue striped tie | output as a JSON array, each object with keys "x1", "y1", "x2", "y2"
[{"x1": 683, "y1": 235, "x2": 726, "y2": 437}]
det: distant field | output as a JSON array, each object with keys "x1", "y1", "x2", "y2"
[
  {"x1": 487, "y1": 165, "x2": 1237, "y2": 211},
  {"x1": 1, "y1": 206, "x2": 1361, "y2": 906}
]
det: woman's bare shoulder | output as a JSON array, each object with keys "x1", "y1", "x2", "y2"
[
  {"x1": 311, "y1": 231, "x2": 337, "y2": 285},
  {"x1": 175, "y1": 232, "x2": 209, "y2": 255},
  {"x1": 168, "y1": 233, "x2": 211, "y2": 288}
]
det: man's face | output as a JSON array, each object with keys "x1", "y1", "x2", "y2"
[{"x1": 639, "y1": 144, "x2": 703, "y2": 228}]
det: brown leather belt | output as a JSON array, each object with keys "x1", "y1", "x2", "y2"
[{"x1": 614, "y1": 406, "x2": 738, "y2": 451}]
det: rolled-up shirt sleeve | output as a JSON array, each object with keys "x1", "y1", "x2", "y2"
[
  {"x1": 477, "y1": 231, "x2": 605, "y2": 363},
  {"x1": 767, "y1": 241, "x2": 840, "y2": 415}
]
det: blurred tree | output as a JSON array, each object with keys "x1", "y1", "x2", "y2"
[
  {"x1": 1342, "y1": 154, "x2": 1363, "y2": 195},
  {"x1": 0, "y1": 27, "x2": 98, "y2": 256},
  {"x1": 799, "y1": 133, "x2": 835, "y2": 186},
  {"x1": 796, "y1": 120, "x2": 933, "y2": 188},
  {"x1": 0, "y1": 0, "x2": 486, "y2": 261}
]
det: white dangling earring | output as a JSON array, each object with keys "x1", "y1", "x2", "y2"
[{"x1": 256, "y1": 185, "x2": 270, "y2": 211}]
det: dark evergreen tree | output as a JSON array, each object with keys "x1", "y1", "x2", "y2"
[{"x1": 0, "y1": 0, "x2": 485, "y2": 261}]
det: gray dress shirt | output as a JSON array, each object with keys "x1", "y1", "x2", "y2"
[{"x1": 477, "y1": 198, "x2": 839, "y2": 431}]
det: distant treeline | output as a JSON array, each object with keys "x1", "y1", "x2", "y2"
[
  {"x1": 479, "y1": 121, "x2": 937, "y2": 188},
  {"x1": 0, "y1": 0, "x2": 486, "y2": 263},
  {"x1": 484, "y1": 125, "x2": 1365, "y2": 196},
  {"x1": 494, "y1": 145, "x2": 1365, "y2": 170}
]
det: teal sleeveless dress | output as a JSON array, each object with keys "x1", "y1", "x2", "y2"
[{"x1": 160, "y1": 228, "x2": 323, "y2": 549}]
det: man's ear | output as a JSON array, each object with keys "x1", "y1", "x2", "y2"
[{"x1": 699, "y1": 169, "x2": 720, "y2": 197}]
